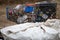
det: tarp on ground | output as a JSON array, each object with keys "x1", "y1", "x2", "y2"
[{"x1": 1, "y1": 22, "x2": 59, "y2": 40}]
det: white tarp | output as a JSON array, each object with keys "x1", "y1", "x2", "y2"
[
  {"x1": 44, "y1": 19, "x2": 60, "y2": 38},
  {"x1": 1, "y1": 22, "x2": 59, "y2": 40}
]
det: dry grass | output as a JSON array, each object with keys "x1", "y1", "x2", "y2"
[
  {"x1": 56, "y1": 2, "x2": 60, "y2": 19},
  {"x1": 0, "y1": 5, "x2": 16, "y2": 29}
]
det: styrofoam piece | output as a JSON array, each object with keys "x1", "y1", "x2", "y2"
[{"x1": 1, "y1": 23, "x2": 59, "y2": 40}]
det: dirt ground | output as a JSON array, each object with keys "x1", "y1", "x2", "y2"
[
  {"x1": 0, "y1": 5, "x2": 17, "y2": 29},
  {"x1": 0, "y1": 2, "x2": 60, "y2": 29}
]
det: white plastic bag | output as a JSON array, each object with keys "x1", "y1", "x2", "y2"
[
  {"x1": 1, "y1": 23, "x2": 59, "y2": 40},
  {"x1": 44, "y1": 19, "x2": 60, "y2": 38}
]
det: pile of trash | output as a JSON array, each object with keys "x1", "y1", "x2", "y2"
[{"x1": 1, "y1": 19, "x2": 60, "y2": 40}]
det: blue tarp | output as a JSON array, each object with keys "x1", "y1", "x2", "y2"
[{"x1": 24, "y1": 6, "x2": 34, "y2": 13}]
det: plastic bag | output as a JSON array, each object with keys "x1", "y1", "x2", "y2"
[{"x1": 1, "y1": 23, "x2": 59, "y2": 40}]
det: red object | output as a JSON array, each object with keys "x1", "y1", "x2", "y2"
[
  {"x1": 26, "y1": 3, "x2": 36, "y2": 6},
  {"x1": 9, "y1": 10, "x2": 12, "y2": 15}
]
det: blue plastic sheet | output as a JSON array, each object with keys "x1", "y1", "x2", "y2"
[{"x1": 24, "y1": 6, "x2": 34, "y2": 13}]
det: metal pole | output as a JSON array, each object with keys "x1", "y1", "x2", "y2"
[{"x1": 6, "y1": 6, "x2": 9, "y2": 19}]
